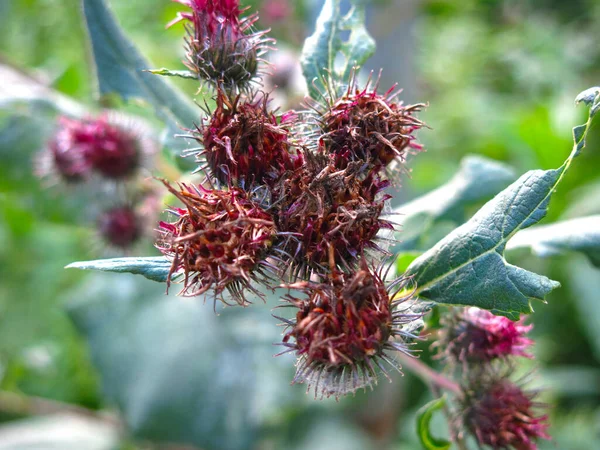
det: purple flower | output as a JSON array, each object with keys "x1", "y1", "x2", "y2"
[
  {"x1": 156, "y1": 181, "x2": 277, "y2": 305},
  {"x1": 461, "y1": 378, "x2": 550, "y2": 450},
  {"x1": 169, "y1": 0, "x2": 272, "y2": 90},
  {"x1": 439, "y1": 307, "x2": 534, "y2": 365},
  {"x1": 98, "y1": 206, "x2": 142, "y2": 249},
  {"x1": 276, "y1": 259, "x2": 419, "y2": 398}
]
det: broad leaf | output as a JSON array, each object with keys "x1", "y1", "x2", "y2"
[
  {"x1": 66, "y1": 257, "x2": 171, "y2": 283},
  {"x1": 66, "y1": 274, "x2": 296, "y2": 449},
  {"x1": 300, "y1": 0, "x2": 375, "y2": 100},
  {"x1": 82, "y1": 0, "x2": 198, "y2": 161},
  {"x1": 301, "y1": 0, "x2": 340, "y2": 99},
  {"x1": 405, "y1": 89, "x2": 599, "y2": 319},
  {"x1": 339, "y1": 1, "x2": 376, "y2": 81},
  {"x1": 395, "y1": 155, "x2": 517, "y2": 252},
  {"x1": 416, "y1": 397, "x2": 451, "y2": 450},
  {"x1": 507, "y1": 215, "x2": 600, "y2": 267}
]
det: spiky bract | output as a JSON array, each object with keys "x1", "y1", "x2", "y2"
[
  {"x1": 170, "y1": 0, "x2": 271, "y2": 91},
  {"x1": 276, "y1": 261, "x2": 419, "y2": 398},
  {"x1": 98, "y1": 206, "x2": 142, "y2": 249},
  {"x1": 437, "y1": 307, "x2": 534, "y2": 366},
  {"x1": 44, "y1": 115, "x2": 143, "y2": 182},
  {"x1": 157, "y1": 181, "x2": 277, "y2": 305},
  {"x1": 308, "y1": 73, "x2": 426, "y2": 181},
  {"x1": 271, "y1": 152, "x2": 394, "y2": 279},
  {"x1": 197, "y1": 90, "x2": 301, "y2": 187},
  {"x1": 460, "y1": 378, "x2": 550, "y2": 450}
]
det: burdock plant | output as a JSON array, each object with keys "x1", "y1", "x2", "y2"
[{"x1": 66, "y1": 0, "x2": 600, "y2": 448}]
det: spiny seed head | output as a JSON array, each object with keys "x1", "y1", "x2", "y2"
[
  {"x1": 46, "y1": 115, "x2": 141, "y2": 182},
  {"x1": 198, "y1": 90, "x2": 301, "y2": 187},
  {"x1": 313, "y1": 72, "x2": 425, "y2": 178},
  {"x1": 156, "y1": 181, "x2": 277, "y2": 306},
  {"x1": 461, "y1": 378, "x2": 550, "y2": 450},
  {"x1": 276, "y1": 259, "x2": 419, "y2": 398},
  {"x1": 170, "y1": 0, "x2": 272, "y2": 90},
  {"x1": 438, "y1": 307, "x2": 534, "y2": 365},
  {"x1": 271, "y1": 152, "x2": 393, "y2": 279},
  {"x1": 98, "y1": 206, "x2": 142, "y2": 249}
]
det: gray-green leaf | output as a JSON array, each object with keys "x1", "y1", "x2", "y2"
[
  {"x1": 66, "y1": 257, "x2": 171, "y2": 283},
  {"x1": 507, "y1": 215, "x2": 600, "y2": 267},
  {"x1": 82, "y1": 0, "x2": 199, "y2": 159},
  {"x1": 395, "y1": 155, "x2": 517, "y2": 252},
  {"x1": 300, "y1": 0, "x2": 375, "y2": 100},
  {"x1": 405, "y1": 91, "x2": 598, "y2": 319},
  {"x1": 67, "y1": 274, "x2": 294, "y2": 449}
]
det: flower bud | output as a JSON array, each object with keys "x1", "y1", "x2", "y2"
[
  {"x1": 315, "y1": 73, "x2": 425, "y2": 179},
  {"x1": 198, "y1": 89, "x2": 301, "y2": 187},
  {"x1": 276, "y1": 260, "x2": 419, "y2": 398},
  {"x1": 156, "y1": 181, "x2": 277, "y2": 305},
  {"x1": 438, "y1": 307, "x2": 534, "y2": 365},
  {"x1": 98, "y1": 206, "x2": 142, "y2": 249},
  {"x1": 170, "y1": 0, "x2": 271, "y2": 90},
  {"x1": 460, "y1": 378, "x2": 549, "y2": 449},
  {"x1": 271, "y1": 153, "x2": 393, "y2": 279},
  {"x1": 43, "y1": 115, "x2": 144, "y2": 182}
]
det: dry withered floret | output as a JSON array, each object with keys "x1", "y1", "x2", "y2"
[
  {"x1": 196, "y1": 89, "x2": 301, "y2": 187},
  {"x1": 271, "y1": 152, "x2": 394, "y2": 279},
  {"x1": 156, "y1": 181, "x2": 278, "y2": 305},
  {"x1": 98, "y1": 205, "x2": 142, "y2": 249},
  {"x1": 276, "y1": 257, "x2": 419, "y2": 398},
  {"x1": 436, "y1": 307, "x2": 534, "y2": 366},
  {"x1": 169, "y1": 0, "x2": 272, "y2": 91},
  {"x1": 460, "y1": 377, "x2": 550, "y2": 450},
  {"x1": 42, "y1": 115, "x2": 144, "y2": 182},
  {"x1": 311, "y1": 73, "x2": 425, "y2": 179}
]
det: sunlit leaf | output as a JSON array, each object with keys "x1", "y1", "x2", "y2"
[
  {"x1": 300, "y1": 0, "x2": 375, "y2": 100},
  {"x1": 405, "y1": 92, "x2": 598, "y2": 319}
]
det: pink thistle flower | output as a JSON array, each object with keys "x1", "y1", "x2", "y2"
[
  {"x1": 41, "y1": 115, "x2": 146, "y2": 182},
  {"x1": 461, "y1": 378, "x2": 550, "y2": 450},
  {"x1": 276, "y1": 258, "x2": 420, "y2": 398},
  {"x1": 197, "y1": 89, "x2": 302, "y2": 187},
  {"x1": 438, "y1": 307, "x2": 534, "y2": 365},
  {"x1": 169, "y1": 0, "x2": 272, "y2": 90},
  {"x1": 156, "y1": 180, "x2": 278, "y2": 306},
  {"x1": 97, "y1": 206, "x2": 142, "y2": 249},
  {"x1": 308, "y1": 72, "x2": 426, "y2": 180},
  {"x1": 271, "y1": 152, "x2": 394, "y2": 279}
]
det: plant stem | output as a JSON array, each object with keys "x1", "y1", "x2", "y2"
[{"x1": 396, "y1": 352, "x2": 461, "y2": 394}]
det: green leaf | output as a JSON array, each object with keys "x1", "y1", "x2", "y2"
[
  {"x1": 339, "y1": 1, "x2": 376, "y2": 81},
  {"x1": 66, "y1": 257, "x2": 171, "y2": 283},
  {"x1": 405, "y1": 93, "x2": 598, "y2": 319},
  {"x1": 300, "y1": 0, "x2": 375, "y2": 100},
  {"x1": 507, "y1": 215, "x2": 600, "y2": 267},
  {"x1": 67, "y1": 274, "x2": 294, "y2": 449},
  {"x1": 300, "y1": 0, "x2": 340, "y2": 99},
  {"x1": 416, "y1": 397, "x2": 451, "y2": 450},
  {"x1": 147, "y1": 68, "x2": 198, "y2": 80},
  {"x1": 82, "y1": 0, "x2": 199, "y2": 156},
  {"x1": 395, "y1": 155, "x2": 517, "y2": 252}
]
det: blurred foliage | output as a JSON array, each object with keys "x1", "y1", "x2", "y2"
[{"x1": 0, "y1": 0, "x2": 599, "y2": 449}]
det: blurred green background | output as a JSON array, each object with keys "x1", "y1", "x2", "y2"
[{"x1": 1, "y1": 0, "x2": 599, "y2": 448}]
